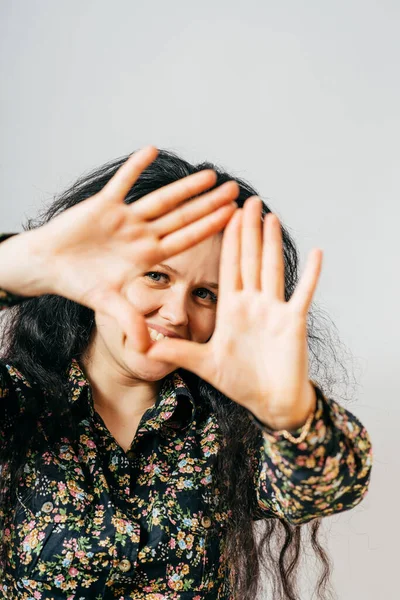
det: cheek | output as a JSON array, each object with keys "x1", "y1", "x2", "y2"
[
  {"x1": 93, "y1": 313, "x2": 127, "y2": 358},
  {"x1": 192, "y1": 313, "x2": 216, "y2": 342},
  {"x1": 126, "y1": 282, "x2": 155, "y2": 313}
]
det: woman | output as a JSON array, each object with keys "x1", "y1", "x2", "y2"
[{"x1": 0, "y1": 146, "x2": 373, "y2": 599}]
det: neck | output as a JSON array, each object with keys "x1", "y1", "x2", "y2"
[{"x1": 80, "y1": 348, "x2": 160, "y2": 421}]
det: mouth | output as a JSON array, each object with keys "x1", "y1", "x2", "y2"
[{"x1": 147, "y1": 326, "x2": 170, "y2": 342}]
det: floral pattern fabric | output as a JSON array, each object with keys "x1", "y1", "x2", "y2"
[{"x1": 0, "y1": 232, "x2": 373, "y2": 599}]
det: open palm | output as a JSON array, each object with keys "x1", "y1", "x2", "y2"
[
  {"x1": 41, "y1": 146, "x2": 239, "y2": 353},
  {"x1": 147, "y1": 197, "x2": 323, "y2": 424}
]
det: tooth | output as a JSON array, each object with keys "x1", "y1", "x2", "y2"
[{"x1": 147, "y1": 327, "x2": 170, "y2": 341}]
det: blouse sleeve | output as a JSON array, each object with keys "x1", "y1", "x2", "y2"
[{"x1": 247, "y1": 383, "x2": 373, "y2": 525}]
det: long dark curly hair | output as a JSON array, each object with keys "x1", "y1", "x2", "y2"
[{"x1": 0, "y1": 148, "x2": 355, "y2": 599}]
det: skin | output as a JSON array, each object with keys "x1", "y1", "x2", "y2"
[{"x1": 81, "y1": 233, "x2": 222, "y2": 425}]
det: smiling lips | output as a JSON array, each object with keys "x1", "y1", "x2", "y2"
[{"x1": 146, "y1": 322, "x2": 184, "y2": 340}]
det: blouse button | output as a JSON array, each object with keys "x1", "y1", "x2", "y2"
[
  {"x1": 118, "y1": 558, "x2": 131, "y2": 572},
  {"x1": 42, "y1": 501, "x2": 53, "y2": 513},
  {"x1": 201, "y1": 515, "x2": 211, "y2": 528}
]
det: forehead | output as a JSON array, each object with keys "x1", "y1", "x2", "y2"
[{"x1": 162, "y1": 233, "x2": 222, "y2": 280}]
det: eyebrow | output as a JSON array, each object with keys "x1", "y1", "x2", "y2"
[{"x1": 157, "y1": 263, "x2": 219, "y2": 290}]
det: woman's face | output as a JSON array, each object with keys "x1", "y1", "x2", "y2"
[{"x1": 88, "y1": 233, "x2": 223, "y2": 382}]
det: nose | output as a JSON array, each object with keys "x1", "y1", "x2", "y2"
[{"x1": 158, "y1": 290, "x2": 189, "y2": 328}]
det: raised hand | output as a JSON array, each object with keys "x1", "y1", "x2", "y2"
[
  {"x1": 146, "y1": 197, "x2": 323, "y2": 429},
  {"x1": 31, "y1": 146, "x2": 239, "y2": 352}
]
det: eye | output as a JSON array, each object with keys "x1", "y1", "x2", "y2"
[
  {"x1": 194, "y1": 288, "x2": 218, "y2": 304},
  {"x1": 144, "y1": 272, "x2": 218, "y2": 304},
  {"x1": 144, "y1": 271, "x2": 168, "y2": 283}
]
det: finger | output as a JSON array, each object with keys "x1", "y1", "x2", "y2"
[
  {"x1": 131, "y1": 169, "x2": 219, "y2": 221},
  {"x1": 158, "y1": 202, "x2": 237, "y2": 260},
  {"x1": 146, "y1": 337, "x2": 206, "y2": 374},
  {"x1": 95, "y1": 289, "x2": 151, "y2": 353},
  {"x1": 289, "y1": 249, "x2": 323, "y2": 315},
  {"x1": 218, "y1": 208, "x2": 243, "y2": 303},
  {"x1": 101, "y1": 145, "x2": 159, "y2": 204},
  {"x1": 261, "y1": 213, "x2": 285, "y2": 302},
  {"x1": 241, "y1": 197, "x2": 263, "y2": 290},
  {"x1": 151, "y1": 181, "x2": 240, "y2": 237}
]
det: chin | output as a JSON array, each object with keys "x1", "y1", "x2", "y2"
[{"x1": 126, "y1": 354, "x2": 178, "y2": 382}]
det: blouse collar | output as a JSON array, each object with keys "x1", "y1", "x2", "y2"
[{"x1": 66, "y1": 357, "x2": 196, "y2": 431}]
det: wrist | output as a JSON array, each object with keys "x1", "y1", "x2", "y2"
[{"x1": 254, "y1": 380, "x2": 317, "y2": 432}]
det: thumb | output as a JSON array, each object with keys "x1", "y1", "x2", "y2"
[
  {"x1": 146, "y1": 337, "x2": 207, "y2": 374},
  {"x1": 95, "y1": 290, "x2": 151, "y2": 353}
]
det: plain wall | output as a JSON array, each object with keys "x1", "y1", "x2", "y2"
[{"x1": 1, "y1": 1, "x2": 398, "y2": 598}]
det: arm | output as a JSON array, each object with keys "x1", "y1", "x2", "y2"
[
  {"x1": 0, "y1": 231, "x2": 52, "y2": 308},
  {"x1": 247, "y1": 382, "x2": 373, "y2": 525}
]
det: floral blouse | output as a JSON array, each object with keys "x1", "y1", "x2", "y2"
[{"x1": 0, "y1": 232, "x2": 373, "y2": 599}]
